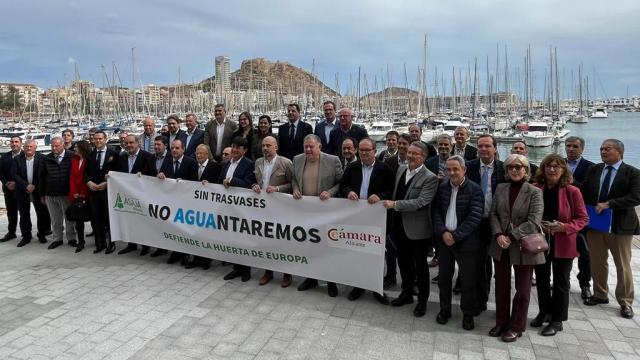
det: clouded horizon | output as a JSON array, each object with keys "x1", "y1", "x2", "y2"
[{"x1": 1, "y1": 0, "x2": 638, "y2": 98}]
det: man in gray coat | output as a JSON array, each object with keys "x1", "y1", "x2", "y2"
[
  {"x1": 384, "y1": 141, "x2": 438, "y2": 317},
  {"x1": 293, "y1": 134, "x2": 343, "y2": 296}
]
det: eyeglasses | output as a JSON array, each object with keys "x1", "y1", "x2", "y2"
[{"x1": 507, "y1": 165, "x2": 524, "y2": 171}]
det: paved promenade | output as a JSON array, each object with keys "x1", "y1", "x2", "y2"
[{"x1": 0, "y1": 200, "x2": 640, "y2": 359}]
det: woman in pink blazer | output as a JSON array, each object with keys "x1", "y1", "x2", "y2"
[{"x1": 532, "y1": 154, "x2": 589, "y2": 336}]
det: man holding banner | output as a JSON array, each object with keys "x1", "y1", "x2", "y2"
[
  {"x1": 294, "y1": 134, "x2": 344, "y2": 297},
  {"x1": 252, "y1": 136, "x2": 294, "y2": 287}
]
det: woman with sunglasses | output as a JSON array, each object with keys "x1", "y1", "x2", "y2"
[{"x1": 488, "y1": 154, "x2": 544, "y2": 342}]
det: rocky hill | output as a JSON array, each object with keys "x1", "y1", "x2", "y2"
[{"x1": 200, "y1": 58, "x2": 339, "y2": 97}]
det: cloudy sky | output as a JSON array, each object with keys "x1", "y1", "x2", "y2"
[{"x1": 1, "y1": 0, "x2": 638, "y2": 98}]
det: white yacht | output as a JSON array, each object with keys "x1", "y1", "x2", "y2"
[
  {"x1": 522, "y1": 121, "x2": 554, "y2": 147},
  {"x1": 368, "y1": 121, "x2": 394, "y2": 142},
  {"x1": 590, "y1": 107, "x2": 608, "y2": 118}
]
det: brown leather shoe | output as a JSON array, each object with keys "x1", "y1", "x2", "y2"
[
  {"x1": 281, "y1": 274, "x2": 292, "y2": 288},
  {"x1": 501, "y1": 330, "x2": 522, "y2": 342},
  {"x1": 259, "y1": 272, "x2": 273, "y2": 286}
]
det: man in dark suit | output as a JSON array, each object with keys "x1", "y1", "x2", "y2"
[
  {"x1": 511, "y1": 141, "x2": 538, "y2": 177},
  {"x1": 147, "y1": 136, "x2": 172, "y2": 177},
  {"x1": 426, "y1": 134, "x2": 453, "y2": 182},
  {"x1": 314, "y1": 101, "x2": 338, "y2": 151},
  {"x1": 11, "y1": 139, "x2": 51, "y2": 246},
  {"x1": 453, "y1": 126, "x2": 477, "y2": 161},
  {"x1": 85, "y1": 130, "x2": 119, "y2": 254},
  {"x1": 0, "y1": 136, "x2": 23, "y2": 243},
  {"x1": 466, "y1": 134, "x2": 506, "y2": 314},
  {"x1": 184, "y1": 143, "x2": 222, "y2": 270},
  {"x1": 340, "y1": 138, "x2": 394, "y2": 305},
  {"x1": 376, "y1": 131, "x2": 399, "y2": 162},
  {"x1": 409, "y1": 124, "x2": 437, "y2": 159},
  {"x1": 565, "y1": 136, "x2": 596, "y2": 299},
  {"x1": 204, "y1": 104, "x2": 238, "y2": 162},
  {"x1": 278, "y1": 103, "x2": 313, "y2": 160},
  {"x1": 327, "y1": 108, "x2": 368, "y2": 157},
  {"x1": 161, "y1": 115, "x2": 185, "y2": 146},
  {"x1": 432, "y1": 155, "x2": 484, "y2": 331},
  {"x1": 180, "y1": 113, "x2": 204, "y2": 158},
  {"x1": 384, "y1": 141, "x2": 438, "y2": 317},
  {"x1": 220, "y1": 136, "x2": 255, "y2": 281},
  {"x1": 581, "y1": 139, "x2": 640, "y2": 319},
  {"x1": 115, "y1": 135, "x2": 152, "y2": 255}
]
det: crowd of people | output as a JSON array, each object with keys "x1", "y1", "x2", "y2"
[{"x1": 1, "y1": 101, "x2": 639, "y2": 343}]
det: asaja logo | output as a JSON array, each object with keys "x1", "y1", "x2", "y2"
[{"x1": 113, "y1": 193, "x2": 144, "y2": 215}]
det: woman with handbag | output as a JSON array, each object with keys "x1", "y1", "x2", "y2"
[
  {"x1": 488, "y1": 154, "x2": 544, "y2": 342},
  {"x1": 531, "y1": 154, "x2": 589, "y2": 335},
  {"x1": 68, "y1": 140, "x2": 91, "y2": 253}
]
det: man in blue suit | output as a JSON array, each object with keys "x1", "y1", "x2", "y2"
[
  {"x1": 180, "y1": 113, "x2": 204, "y2": 158},
  {"x1": 565, "y1": 136, "x2": 596, "y2": 300},
  {"x1": 220, "y1": 136, "x2": 255, "y2": 282},
  {"x1": 314, "y1": 101, "x2": 338, "y2": 152},
  {"x1": 278, "y1": 104, "x2": 313, "y2": 160}
]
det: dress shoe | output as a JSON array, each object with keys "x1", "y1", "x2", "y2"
[
  {"x1": 413, "y1": 301, "x2": 427, "y2": 317},
  {"x1": 431, "y1": 275, "x2": 439, "y2": 284},
  {"x1": 118, "y1": 245, "x2": 137, "y2": 255},
  {"x1": 541, "y1": 321, "x2": 563, "y2": 336},
  {"x1": 488, "y1": 326, "x2": 507, "y2": 337},
  {"x1": 327, "y1": 282, "x2": 338, "y2": 297},
  {"x1": 584, "y1": 296, "x2": 609, "y2": 306},
  {"x1": 105, "y1": 243, "x2": 116, "y2": 254},
  {"x1": 202, "y1": 261, "x2": 211, "y2": 270},
  {"x1": 373, "y1": 292, "x2": 390, "y2": 305},
  {"x1": 297, "y1": 278, "x2": 318, "y2": 291},
  {"x1": 501, "y1": 330, "x2": 522, "y2": 342},
  {"x1": 139, "y1": 246, "x2": 150, "y2": 256},
  {"x1": 48, "y1": 240, "x2": 63, "y2": 250},
  {"x1": 93, "y1": 246, "x2": 105, "y2": 254},
  {"x1": 462, "y1": 315, "x2": 475, "y2": 331},
  {"x1": 436, "y1": 310, "x2": 451, "y2": 324},
  {"x1": 75, "y1": 243, "x2": 85, "y2": 253},
  {"x1": 184, "y1": 260, "x2": 197, "y2": 269},
  {"x1": 530, "y1": 313, "x2": 551, "y2": 327},
  {"x1": 17, "y1": 237, "x2": 31, "y2": 247},
  {"x1": 167, "y1": 252, "x2": 182, "y2": 264},
  {"x1": 223, "y1": 270, "x2": 240, "y2": 280},
  {"x1": 241, "y1": 272, "x2": 251, "y2": 282},
  {"x1": 383, "y1": 275, "x2": 397, "y2": 289},
  {"x1": 348, "y1": 288, "x2": 365, "y2": 301},
  {"x1": 391, "y1": 292, "x2": 414, "y2": 307},
  {"x1": 150, "y1": 249, "x2": 168, "y2": 257},
  {"x1": 259, "y1": 271, "x2": 273, "y2": 285},
  {"x1": 621, "y1": 305, "x2": 634, "y2": 319},
  {"x1": 281, "y1": 274, "x2": 292, "y2": 288},
  {"x1": 68, "y1": 239, "x2": 78, "y2": 247},
  {"x1": 86, "y1": 231, "x2": 94, "y2": 237},
  {"x1": 428, "y1": 258, "x2": 439, "y2": 267},
  {"x1": 38, "y1": 236, "x2": 47, "y2": 244},
  {"x1": 581, "y1": 286, "x2": 593, "y2": 300},
  {"x1": 0, "y1": 233, "x2": 17, "y2": 242}
]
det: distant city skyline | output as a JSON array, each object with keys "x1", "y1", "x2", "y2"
[{"x1": 1, "y1": 0, "x2": 638, "y2": 98}]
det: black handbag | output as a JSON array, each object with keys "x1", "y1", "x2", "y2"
[{"x1": 66, "y1": 200, "x2": 92, "y2": 222}]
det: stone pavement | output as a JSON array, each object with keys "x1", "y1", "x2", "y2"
[{"x1": 1, "y1": 200, "x2": 640, "y2": 359}]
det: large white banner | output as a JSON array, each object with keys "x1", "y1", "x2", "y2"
[{"x1": 107, "y1": 172, "x2": 386, "y2": 293}]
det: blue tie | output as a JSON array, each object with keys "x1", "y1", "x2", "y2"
[
  {"x1": 481, "y1": 166, "x2": 490, "y2": 195},
  {"x1": 598, "y1": 166, "x2": 613, "y2": 203},
  {"x1": 289, "y1": 124, "x2": 295, "y2": 140}
]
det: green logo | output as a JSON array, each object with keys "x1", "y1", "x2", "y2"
[{"x1": 113, "y1": 192, "x2": 144, "y2": 215}]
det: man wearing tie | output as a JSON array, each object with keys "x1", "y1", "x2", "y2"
[
  {"x1": 565, "y1": 136, "x2": 595, "y2": 299},
  {"x1": 204, "y1": 104, "x2": 238, "y2": 161},
  {"x1": 465, "y1": 134, "x2": 505, "y2": 314},
  {"x1": 115, "y1": 135, "x2": 152, "y2": 255},
  {"x1": 581, "y1": 139, "x2": 640, "y2": 319},
  {"x1": 138, "y1": 116, "x2": 158, "y2": 153},
  {"x1": 340, "y1": 138, "x2": 394, "y2": 304},
  {"x1": 85, "y1": 130, "x2": 119, "y2": 254},
  {"x1": 220, "y1": 136, "x2": 255, "y2": 282},
  {"x1": 39, "y1": 137, "x2": 76, "y2": 250},
  {"x1": 278, "y1": 103, "x2": 313, "y2": 160},
  {"x1": 11, "y1": 139, "x2": 51, "y2": 247},
  {"x1": 181, "y1": 113, "x2": 204, "y2": 158},
  {"x1": 251, "y1": 136, "x2": 294, "y2": 287}
]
